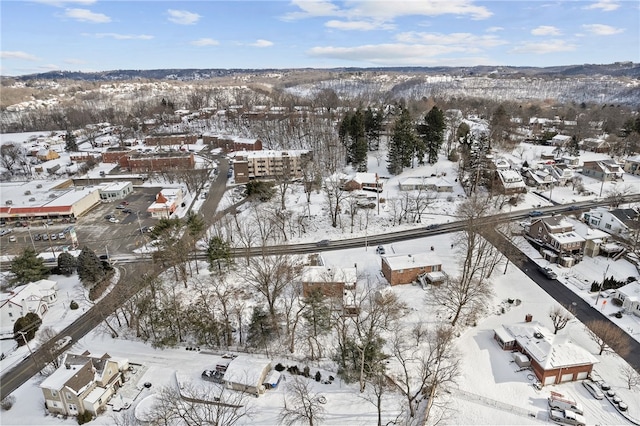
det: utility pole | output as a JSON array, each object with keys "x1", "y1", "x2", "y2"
[{"x1": 594, "y1": 264, "x2": 610, "y2": 307}]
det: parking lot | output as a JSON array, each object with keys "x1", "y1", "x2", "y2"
[{"x1": 0, "y1": 186, "x2": 163, "y2": 259}]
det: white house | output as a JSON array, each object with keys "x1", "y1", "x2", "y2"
[
  {"x1": 223, "y1": 356, "x2": 272, "y2": 396},
  {"x1": 582, "y1": 207, "x2": 640, "y2": 237},
  {"x1": 0, "y1": 279, "x2": 58, "y2": 332},
  {"x1": 615, "y1": 282, "x2": 640, "y2": 317},
  {"x1": 147, "y1": 187, "x2": 183, "y2": 219}
]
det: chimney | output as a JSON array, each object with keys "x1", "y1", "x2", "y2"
[{"x1": 525, "y1": 314, "x2": 533, "y2": 323}]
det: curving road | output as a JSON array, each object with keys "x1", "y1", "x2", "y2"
[{"x1": 2, "y1": 191, "x2": 639, "y2": 400}]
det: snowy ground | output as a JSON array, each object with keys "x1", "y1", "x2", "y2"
[{"x1": 2, "y1": 134, "x2": 640, "y2": 424}]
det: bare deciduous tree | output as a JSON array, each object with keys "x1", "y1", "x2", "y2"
[
  {"x1": 279, "y1": 376, "x2": 326, "y2": 426},
  {"x1": 620, "y1": 364, "x2": 640, "y2": 390},
  {"x1": 549, "y1": 304, "x2": 574, "y2": 334},
  {"x1": 585, "y1": 320, "x2": 631, "y2": 356}
]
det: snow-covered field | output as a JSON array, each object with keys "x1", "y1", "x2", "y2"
[{"x1": 2, "y1": 129, "x2": 640, "y2": 425}]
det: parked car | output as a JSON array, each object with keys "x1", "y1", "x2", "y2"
[
  {"x1": 120, "y1": 201, "x2": 129, "y2": 205},
  {"x1": 548, "y1": 409, "x2": 585, "y2": 426},
  {"x1": 54, "y1": 336, "x2": 72, "y2": 350},
  {"x1": 548, "y1": 395, "x2": 584, "y2": 415},
  {"x1": 58, "y1": 232, "x2": 65, "y2": 239},
  {"x1": 376, "y1": 245, "x2": 386, "y2": 255},
  {"x1": 122, "y1": 208, "x2": 133, "y2": 214},
  {"x1": 50, "y1": 234, "x2": 57, "y2": 241},
  {"x1": 0, "y1": 229, "x2": 11, "y2": 236},
  {"x1": 599, "y1": 382, "x2": 611, "y2": 391},
  {"x1": 115, "y1": 204, "x2": 126, "y2": 210},
  {"x1": 42, "y1": 233, "x2": 49, "y2": 241},
  {"x1": 316, "y1": 239, "x2": 330, "y2": 247},
  {"x1": 105, "y1": 214, "x2": 114, "y2": 220},
  {"x1": 583, "y1": 381, "x2": 604, "y2": 399},
  {"x1": 109, "y1": 217, "x2": 120, "y2": 223},
  {"x1": 529, "y1": 210, "x2": 544, "y2": 217},
  {"x1": 539, "y1": 266, "x2": 558, "y2": 279},
  {"x1": 617, "y1": 401, "x2": 628, "y2": 411},
  {"x1": 34, "y1": 233, "x2": 41, "y2": 241},
  {"x1": 8, "y1": 235, "x2": 16, "y2": 242}
]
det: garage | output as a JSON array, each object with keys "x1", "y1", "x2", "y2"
[
  {"x1": 576, "y1": 372, "x2": 589, "y2": 380},
  {"x1": 544, "y1": 376, "x2": 556, "y2": 386},
  {"x1": 561, "y1": 373, "x2": 574, "y2": 382}
]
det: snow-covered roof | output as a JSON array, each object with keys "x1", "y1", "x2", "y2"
[
  {"x1": 301, "y1": 266, "x2": 357, "y2": 284},
  {"x1": 229, "y1": 149, "x2": 309, "y2": 159},
  {"x1": 616, "y1": 282, "x2": 640, "y2": 303},
  {"x1": 99, "y1": 181, "x2": 131, "y2": 192},
  {"x1": 39, "y1": 359, "x2": 90, "y2": 391},
  {"x1": 548, "y1": 231, "x2": 586, "y2": 245},
  {"x1": 383, "y1": 253, "x2": 442, "y2": 271},
  {"x1": 84, "y1": 386, "x2": 108, "y2": 405},
  {"x1": 503, "y1": 322, "x2": 598, "y2": 370},
  {"x1": 223, "y1": 356, "x2": 271, "y2": 388}
]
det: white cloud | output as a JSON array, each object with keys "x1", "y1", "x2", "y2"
[
  {"x1": 94, "y1": 33, "x2": 154, "y2": 40},
  {"x1": 250, "y1": 39, "x2": 274, "y2": 48},
  {"x1": 167, "y1": 9, "x2": 201, "y2": 25},
  {"x1": 582, "y1": 24, "x2": 624, "y2": 35},
  {"x1": 63, "y1": 8, "x2": 110, "y2": 23},
  {"x1": 486, "y1": 26, "x2": 504, "y2": 33},
  {"x1": 39, "y1": 64, "x2": 61, "y2": 71},
  {"x1": 395, "y1": 32, "x2": 507, "y2": 48},
  {"x1": 1, "y1": 51, "x2": 40, "y2": 61},
  {"x1": 33, "y1": 0, "x2": 96, "y2": 6},
  {"x1": 584, "y1": 0, "x2": 620, "y2": 11},
  {"x1": 309, "y1": 43, "x2": 469, "y2": 63},
  {"x1": 284, "y1": 0, "x2": 492, "y2": 21},
  {"x1": 191, "y1": 38, "x2": 219, "y2": 47},
  {"x1": 531, "y1": 26, "x2": 561, "y2": 36},
  {"x1": 325, "y1": 19, "x2": 394, "y2": 31},
  {"x1": 509, "y1": 39, "x2": 577, "y2": 54}
]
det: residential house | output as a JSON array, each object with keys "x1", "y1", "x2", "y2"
[
  {"x1": 525, "y1": 216, "x2": 586, "y2": 267},
  {"x1": 542, "y1": 164, "x2": 575, "y2": 186},
  {"x1": 623, "y1": 155, "x2": 640, "y2": 176},
  {"x1": 523, "y1": 168, "x2": 556, "y2": 189},
  {"x1": 36, "y1": 149, "x2": 60, "y2": 162},
  {"x1": 342, "y1": 173, "x2": 383, "y2": 192},
  {"x1": 381, "y1": 253, "x2": 445, "y2": 286},
  {"x1": 580, "y1": 138, "x2": 610, "y2": 153},
  {"x1": 40, "y1": 351, "x2": 128, "y2": 417},
  {"x1": 550, "y1": 134, "x2": 572, "y2": 147},
  {"x1": 580, "y1": 160, "x2": 624, "y2": 182},
  {"x1": 300, "y1": 266, "x2": 357, "y2": 298},
  {"x1": 398, "y1": 176, "x2": 453, "y2": 192},
  {"x1": 582, "y1": 206, "x2": 640, "y2": 238},
  {"x1": 493, "y1": 319, "x2": 598, "y2": 386},
  {"x1": 223, "y1": 356, "x2": 272, "y2": 397},
  {"x1": 614, "y1": 282, "x2": 640, "y2": 317},
  {"x1": 560, "y1": 155, "x2": 581, "y2": 170},
  {"x1": 0, "y1": 279, "x2": 58, "y2": 332},
  {"x1": 494, "y1": 169, "x2": 527, "y2": 195}
]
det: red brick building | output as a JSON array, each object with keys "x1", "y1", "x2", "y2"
[
  {"x1": 202, "y1": 134, "x2": 262, "y2": 153},
  {"x1": 145, "y1": 134, "x2": 198, "y2": 146},
  {"x1": 102, "y1": 148, "x2": 194, "y2": 172},
  {"x1": 300, "y1": 266, "x2": 357, "y2": 298},
  {"x1": 381, "y1": 253, "x2": 444, "y2": 286},
  {"x1": 493, "y1": 320, "x2": 598, "y2": 386}
]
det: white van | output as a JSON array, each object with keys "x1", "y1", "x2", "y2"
[{"x1": 548, "y1": 395, "x2": 584, "y2": 415}]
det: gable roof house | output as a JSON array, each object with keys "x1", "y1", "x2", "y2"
[
  {"x1": 0, "y1": 279, "x2": 58, "y2": 333},
  {"x1": 342, "y1": 172, "x2": 383, "y2": 192},
  {"x1": 40, "y1": 352, "x2": 128, "y2": 417},
  {"x1": 580, "y1": 160, "x2": 624, "y2": 182},
  {"x1": 494, "y1": 169, "x2": 527, "y2": 195},
  {"x1": 300, "y1": 266, "x2": 357, "y2": 298},
  {"x1": 525, "y1": 217, "x2": 586, "y2": 267},
  {"x1": 580, "y1": 137, "x2": 610, "y2": 153},
  {"x1": 493, "y1": 319, "x2": 598, "y2": 386},
  {"x1": 223, "y1": 356, "x2": 272, "y2": 397},
  {"x1": 582, "y1": 206, "x2": 640, "y2": 238},
  {"x1": 523, "y1": 168, "x2": 557, "y2": 189},
  {"x1": 623, "y1": 155, "x2": 640, "y2": 176},
  {"x1": 614, "y1": 282, "x2": 640, "y2": 317},
  {"x1": 542, "y1": 164, "x2": 575, "y2": 186},
  {"x1": 147, "y1": 187, "x2": 183, "y2": 219},
  {"x1": 381, "y1": 252, "x2": 445, "y2": 286}
]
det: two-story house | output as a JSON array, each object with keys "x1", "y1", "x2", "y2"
[
  {"x1": 494, "y1": 170, "x2": 527, "y2": 195},
  {"x1": 623, "y1": 155, "x2": 640, "y2": 176},
  {"x1": 580, "y1": 160, "x2": 624, "y2": 182},
  {"x1": 40, "y1": 351, "x2": 128, "y2": 417},
  {"x1": 526, "y1": 216, "x2": 586, "y2": 267},
  {"x1": 582, "y1": 206, "x2": 640, "y2": 238},
  {"x1": 0, "y1": 279, "x2": 57, "y2": 333},
  {"x1": 300, "y1": 266, "x2": 357, "y2": 298}
]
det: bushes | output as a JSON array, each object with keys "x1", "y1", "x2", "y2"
[
  {"x1": 76, "y1": 411, "x2": 92, "y2": 425},
  {"x1": 590, "y1": 276, "x2": 626, "y2": 293},
  {"x1": 70, "y1": 300, "x2": 79, "y2": 310},
  {"x1": 275, "y1": 363, "x2": 285, "y2": 372},
  {"x1": 1, "y1": 395, "x2": 16, "y2": 411}
]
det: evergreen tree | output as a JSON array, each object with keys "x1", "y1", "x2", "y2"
[
  {"x1": 350, "y1": 109, "x2": 368, "y2": 172},
  {"x1": 64, "y1": 130, "x2": 78, "y2": 152},
  {"x1": 364, "y1": 107, "x2": 382, "y2": 150},
  {"x1": 417, "y1": 106, "x2": 446, "y2": 165},
  {"x1": 10, "y1": 248, "x2": 49, "y2": 285},
  {"x1": 57, "y1": 252, "x2": 77, "y2": 276},
  {"x1": 568, "y1": 135, "x2": 580, "y2": 156},
  {"x1": 302, "y1": 289, "x2": 331, "y2": 340},
  {"x1": 338, "y1": 112, "x2": 352, "y2": 163},
  {"x1": 489, "y1": 104, "x2": 511, "y2": 148},
  {"x1": 387, "y1": 108, "x2": 416, "y2": 175},
  {"x1": 247, "y1": 306, "x2": 276, "y2": 349},
  {"x1": 77, "y1": 246, "x2": 106, "y2": 287},
  {"x1": 207, "y1": 236, "x2": 232, "y2": 271},
  {"x1": 13, "y1": 312, "x2": 42, "y2": 346}
]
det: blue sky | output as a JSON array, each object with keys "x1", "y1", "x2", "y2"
[{"x1": 1, "y1": 0, "x2": 638, "y2": 76}]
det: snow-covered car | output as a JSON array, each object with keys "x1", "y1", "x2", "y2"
[
  {"x1": 599, "y1": 382, "x2": 611, "y2": 391},
  {"x1": 109, "y1": 217, "x2": 119, "y2": 223},
  {"x1": 54, "y1": 336, "x2": 72, "y2": 350},
  {"x1": 376, "y1": 245, "x2": 386, "y2": 255},
  {"x1": 539, "y1": 266, "x2": 557, "y2": 279},
  {"x1": 582, "y1": 381, "x2": 604, "y2": 399},
  {"x1": 617, "y1": 401, "x2": 628, "y2": 411},
  {"x1": 548, "y1": 409, "x2": 585, "y2": 426}
]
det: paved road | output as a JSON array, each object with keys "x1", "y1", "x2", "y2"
[{"x1": 483, "y1": 229, "x2": 640, "y2": 373}]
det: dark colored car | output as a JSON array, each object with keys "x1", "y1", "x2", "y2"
[
  {"x1": 316, "y1": 239, "x2": 330, "y2": 247},
  {"x1": 529, "y1": 210, "x2": 543, "y2": 217}
]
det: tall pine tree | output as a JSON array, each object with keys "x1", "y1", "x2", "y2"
[
  {"x1": 65, "y1": 130, "x2": 78, "y2": 152},
  {"x1": 387, "y1": 108, "x2": 416, "y2": 175},
  {"x1": 77, "y1": 246, "x2": 106, "y2": 287},
  {"x1": 10, "y1": 248, "x2": 49, "y2": 285},
  {"x1": 417, "y1": 106, "x2": 446, "y2": 165}
]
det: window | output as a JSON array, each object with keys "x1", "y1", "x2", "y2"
[
  {"x1": 51, "y1": 390, "x2": 57, "y2": 397},
  {"x1": 66, "y1": 392, "x2": 72, "y2": 400},
  {"x1": 68, "y1": 403, "x2": 77, "y2": 412},
  {"x1": 8, "y1": 313, "x2": 12, "y2": 318}
]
